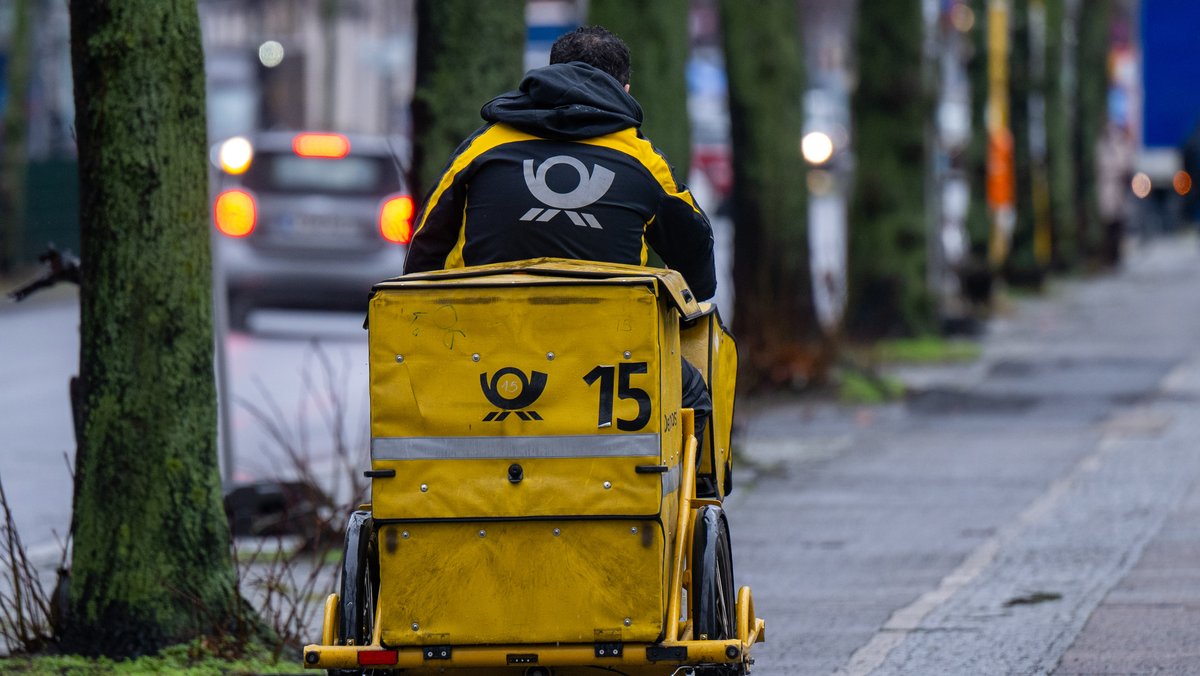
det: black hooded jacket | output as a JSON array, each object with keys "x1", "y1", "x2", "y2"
[{"x1": 403, "y1": 62, "x2": 716, "y2": 301}]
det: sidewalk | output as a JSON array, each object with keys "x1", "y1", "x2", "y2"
[
  {"x1": 727, "y1": 233, "x2": 1200, "y2": 674},
  {"x1": 736, "y1": 233, "x2": 1200, "y2": 471}
]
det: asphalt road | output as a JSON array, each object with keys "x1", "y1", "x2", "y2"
[
  {"x1": 0, "y1": 295, "x2": 373, "y2": 558},
  {"x1": 3, "y1": 233, "x2": 1199, "y2": 674}
]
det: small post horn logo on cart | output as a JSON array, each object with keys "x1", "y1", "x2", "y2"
[{"x1": 480, "y1": 367, "x2": 548, "y2": 421}]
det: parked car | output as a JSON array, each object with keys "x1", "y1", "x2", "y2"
[{"x1": 210, "y1": 131, "x2": 412, "y2": 330}]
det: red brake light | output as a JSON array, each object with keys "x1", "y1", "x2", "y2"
[
  {"x1": 379, "y1": 194, "x2": 414, "y2": 244},
  {"x1": 357, "y1": 649, "x2": 398, "y2": 666},
  {"x1": 293, "y1": 133, "x2": 350, "y2": 159},
  {"x1": 213, "y1": 189, "x2": 256, "y2": 238}
]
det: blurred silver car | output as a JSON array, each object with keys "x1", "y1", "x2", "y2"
[{"x1": 210, "y1": 131, "x2": 412, "y2": 329}]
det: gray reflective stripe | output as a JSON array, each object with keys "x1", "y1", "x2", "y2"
[
  {"x1": 662, "y1": 462, "x2": 681, "y2": 497},
  {"x1": 371, "y1": 433, "x2": 660, "y2": 460}
]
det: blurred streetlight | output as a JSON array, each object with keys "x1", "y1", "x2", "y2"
[
  {"x1": 1131, "y1": 172, "x2": 1152, "y2": 199},
  {"x1": 801, "y1": 130, "x2": 835, "y2": 165},
  {"x1": 217, "y1": 136, "x2": 253, "y2": 175},
  {"x1": 258, "y1": 40, "x2": 285, "y2": 68},
  {"x1": 1173, "y1": 170, "x2": 1192, "y2": 196}
]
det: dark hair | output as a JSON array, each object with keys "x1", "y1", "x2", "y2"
[{"x1": 549, "y1": 25, "x2": 631, "y2": 86}]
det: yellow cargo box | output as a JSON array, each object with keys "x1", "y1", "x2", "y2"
[
  {"x1": 366, "y1": 259, "x2": 702, "y2": 646},
  {"x1": 680, "y1": 305, "x2": 738, "y2": 498}
]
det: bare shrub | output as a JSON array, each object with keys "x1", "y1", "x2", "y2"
[
  {"x1": 234, "y1": 339, "x2": 369, "y2": 549},
  {"x1": 232, "y1": 536, "x2": 339, "y2": 659},
  {"x1": 229, "y1": 339, "x2": 369, "y2": 651},
  {"x1": 0, "y1": 478, "x2": 58, "y2": 654}
]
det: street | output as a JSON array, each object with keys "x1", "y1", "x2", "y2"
[
  {"x1": 3, "y1": 233, "x2": 1200, "y2": 672},
  {"x1": 0, "y1": 297, "x2": 373, "y2": 558}
]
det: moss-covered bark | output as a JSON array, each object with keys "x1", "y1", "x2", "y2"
[
  {"x1": 410, "y1": 0, "x2": 525, "y2": 204},
  {"x1": 965, "y1": 0, "x2": 991, "y2": 259},
  {"x1": 0, "y1": 0, "x2": 32, "y2": 273},
  {"x1": 1005, "y1": 0, "x2": 1039, "y2": 283},
  {"x1": 1005, "y1": 0, "x2": 1053, "y2": 285},
  {"x1": 718, "y1": 0, "x2": 822, "y2": 387},
  {"x1": 1073, "y1": 0, "x2": 1111, "y2": 266},
  {"x1": 588, "y1": 0, "x2": 691, "y2": 173},
  {"x1": 64, "y1": 0, "x2": 241, "y2": 656},
  {"x1": 958, "y1": 0, "x2": 1000, "y2": 308},
  {"x1": 848, "y1": 0, "x2": 933, "y2": 337},
  {"x1": 1044, "y1": 0, "x2": 1078, "y2": 269}
]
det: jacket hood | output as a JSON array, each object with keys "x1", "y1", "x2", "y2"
[{"x1": 480, "y1": 62, "x2": 643, "y2": 140}]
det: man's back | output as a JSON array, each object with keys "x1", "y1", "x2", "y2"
[{"x1": 404, "y1": 61, "x2": 716, "y2": 301}]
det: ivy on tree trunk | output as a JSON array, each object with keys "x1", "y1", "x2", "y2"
[
  {"x1": 64, "y1": 0, "x2": 242, "y2": 656},
  {"x1": 589, "y1": 0, "x2": 691, "y2": 173},
  {"x1": 848, "y1": 0, "x2": 933, "y2": 338},
  {"x1": 719, "y1": 0, "x2": 822, "y2": 388},
  {"x1": 410, "y1": 0, "x2": 525, "y2": 205}
]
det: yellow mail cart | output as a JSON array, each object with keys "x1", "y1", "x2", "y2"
[{"x1": 304, "y1": 258, "x2": 764, "y2": 675}]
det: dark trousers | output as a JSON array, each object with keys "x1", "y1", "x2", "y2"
[{"x1": 681, "y1": 358, "x2": 712, "y2": 453}]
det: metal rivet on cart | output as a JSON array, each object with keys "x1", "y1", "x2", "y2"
[
  {"x1": 402, "y1": 531, "x2": 409, "y2": 539},
  {"x1": 479, "y1": 529, "x2": 487, "y2": 538},
  {"x1": 395, "y1": 354, "x2": 404, "y2": 363},
  {"x1": 624, "y1": 617, "x2": 632, "y2": 627},
  {"x1": 546, "y1": 352, "x2": 555, "y2": 361},
  {"x1": 623, "y1": 351, "x2": 632, "y2": 359},
  {"x1": 631, "y1": 527, "x2": 638, "y2": 535},
  {"x1": 411, "y1": 622, "x2": 419, "y2": 631},
  {"x1": 471, "y1": 353, "x2": 480, "y2": 362},
  {"x1": 420, "y1": 484, "x2": 428, "y2": 492},
  {"x1": 553, "y1": 528, "x2": 561, "y2": 536},
  {"x1": 603, "y1": 481, "x2": 612, "y2": 490}
]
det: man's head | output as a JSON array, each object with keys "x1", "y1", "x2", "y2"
[{"x1": 549, "y1": 26, "x2": 631, "y2": 86}]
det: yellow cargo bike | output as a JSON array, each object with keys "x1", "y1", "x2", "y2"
[{"x1": 304, "y1": 258, "x2": 765, "y2": 675}]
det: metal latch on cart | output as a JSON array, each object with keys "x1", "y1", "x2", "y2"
[
  {"x1": 423, "y1": 645, "x2": 452, "y2": 660},
  {"x1": 595, "y1": 642, "x2": 623, "y2": 658},
  {"x1": 646, "y1": 645, "x2": 688, "y2": 661}
]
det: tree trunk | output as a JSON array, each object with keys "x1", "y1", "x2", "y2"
[
  {"x1": 961, "y1": 0, "x2": 996, "y2": 308},
  {"x1": 1044, "y1": 0, "x2": 1078, "y2": 269},
  {"x1": 1006, "y1": 0, "x2": 1044, "y2": 286},
  {"x1": 719, "y1": 0, "x2": 822, "y2": 388},
  {"x1": 589, "y1": 0, "x2": 691, "y2": 173},
  {"x1": 848, "y1": 0, "x2": 933, "y2": 338},
  {"x1": 64, "y1": 0, "x2": 241, "y2": 656},
  {"x1": 0, "y1": 0, "x2": 32, "y2": 273},
  {"x1": 410, "y1": 0, "x2": 525, "y2": 205},
  {"x1": 1073, "y1": 0, "x2": 1110, "y2": 266}
]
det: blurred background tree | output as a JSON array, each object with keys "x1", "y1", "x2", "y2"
[
  {"x1": 962, "y1": 0, "x2": 996, "y2": 309},
  {"x1": 1073, "y1": 0, "x2": 1112, "y2": 267},
  {"x1": 64, "y1": 0, "x2": 245, "y2": 656},
  {"x1": 1005, "y1": 0, "x2": 1049, "y2": 286},
  {"x1": 848, "y1": 0, "x2": 933, "y2": 338},
  {"x1": 1044, "y1": 0, "x2": 1078, "y2": 269},
  {"x1": 410, "y1": 0, "x2": 525, "y2": 204},
  {"x1": 589, "y1": 0, "x2": 691, "y2": 174},
  {"x1": 0, "y1": 0, "x2": 31, "y2": 275},
  {"x1": 719, "y1": 0, "x2": 823, "y2": 388}
]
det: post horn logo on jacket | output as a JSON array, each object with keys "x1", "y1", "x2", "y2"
[{"x1": 520, "y1": 155, "x2": 616, "y2": 229}]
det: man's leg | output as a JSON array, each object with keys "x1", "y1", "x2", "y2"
[{"x1": 681, "y1": 357, "x2": 712, "y2": 456}]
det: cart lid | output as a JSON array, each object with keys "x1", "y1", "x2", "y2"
[{"x1": 374, "y1": 257, "x2": 705, "y2": 320}]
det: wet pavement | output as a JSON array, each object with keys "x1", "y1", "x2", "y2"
[
  {"x1": 4, "y1": 234, "x2": 1200, "y2": 672},
  {"x1": 729, "y1": 234, "x2": 1200, "y2": 674}
]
